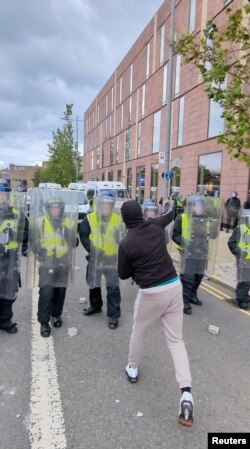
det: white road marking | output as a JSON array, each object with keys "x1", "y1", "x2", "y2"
[{"x1": 29, "y1": 287, "x2": 67, "y2": 449}]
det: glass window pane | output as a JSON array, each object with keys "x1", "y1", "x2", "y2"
[
  {"x1": 177, "y1": 96, "x2": 185, "y2": 146},
  {"x1": 175, "y1": 54, "x2": 181, "y2": 97},
  {"x1": 162, "y1": 64, "x2": 168, "y2": 105},
  {"x1": 208, "y1": 100, "x2": 224, "y2": 138},
  {"x1": 197, "y1": 152, "x2": 222, "y2": 196},
  {"x1": 189, "y1": 0, "x2": 196, "y2": 33},
  {"x1": 153, "y1": 111, "x2": 161, "y2": 154}
]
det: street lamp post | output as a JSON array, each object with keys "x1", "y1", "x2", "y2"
[{"x1": 163, "y1": 0, "x2": 175, "y2": 201}]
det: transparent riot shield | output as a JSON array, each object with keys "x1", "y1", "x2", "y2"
[
  {"x1": 0, "y1": 191, "x2": 26, "y2": 299},
  {"x1": 180, "y1": 196, "x2": 222, "y2": 275},
  {"x1": 237, "y1": 209, "x2": 250, "y2": 282},
  {"x1": 87, "y1": 194, "x2": 124, "y2": 289},
  {"x1": 27, "y1": 188, "x2": 78, "y2": 288}
]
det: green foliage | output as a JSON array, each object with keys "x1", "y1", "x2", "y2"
[
  {"x1": 175, "y1": 5, "x2": 250, "y2": 167},
  {"x1": 32, "y1": 104, "x2": 81, "y2": 186}
]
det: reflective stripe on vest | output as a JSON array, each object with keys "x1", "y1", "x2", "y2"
[
  {"x1": 39, "y1": 216, "x2": 73, "y2": 258},
  {"x1": 238, "y1": 224, "x2": 250, "y2": 259},
  {"x1": 88, "y1": 212, "x2": 121, "y2": 256},
  {"x1": 176, "y1": 213, "x2": 189, "y2": 250},
  {"x1": 0, "y1": 218, "x2": 19, "y2": 250}
]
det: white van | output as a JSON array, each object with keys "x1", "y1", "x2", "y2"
[
  {"x1": 38, "y1": 182, "x2": 61, "y2": 190},
  {"x1": 68, "y1": 182, "x2": 87, "y2": 191},
  {"x1": 86, "y1": 181, "x2": 129, "y2": 208}
]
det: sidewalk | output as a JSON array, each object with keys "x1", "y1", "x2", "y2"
[{"x1": 170, "y1": 230, "x2": 237, "y2": 292}]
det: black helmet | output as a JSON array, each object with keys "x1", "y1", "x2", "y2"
[{"x1": 0, "y1": 178, "x2": 11, "y2": 192}]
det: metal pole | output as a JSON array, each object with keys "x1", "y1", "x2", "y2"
[
  {"x1": 75, "y1": 116, "x2": 79, "y2": 181},
  {"x1": 163, "y1": 0, "x2": 175, "y2": 201}
]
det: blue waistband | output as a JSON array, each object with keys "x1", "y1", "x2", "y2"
[{"x1": 155, "y1": 276, "x2": 179, "y2": 287}]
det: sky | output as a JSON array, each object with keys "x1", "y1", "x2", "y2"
[{"x1": 0, "y1": 0, "x2": 164, "y2": 169}]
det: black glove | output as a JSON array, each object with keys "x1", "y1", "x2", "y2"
[{"x1": 85, "y1": 254, "x2": 90, "y2": 261}]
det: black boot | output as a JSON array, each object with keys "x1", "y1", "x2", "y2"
[
  {"x1": 83, "y1": 306, "x2": 102, "y2": 316},
  {"x1": 40, "y1": 323, "x2": 51, "y2": 337},
  {"x1": 51, "y1": 316, "x2": 62, "y2": 328},
  {"x1": 0, "y1": 321, "x2": 18, "y2": 334},
  {"x1": 183, "y1": 304, "x2": 192, "y2": 315},
  {"x1": 108, "y1": 317, "x2": 119, "y2": 329}
]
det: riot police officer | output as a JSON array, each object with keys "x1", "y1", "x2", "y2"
[
  {"x1": 228, "y1": 209, "x2": 250, "y2": 310},
  {"x1": 142, "y1": 199, "x2": 159, "y2": 219},
  {"x1": 28, "y1": 190, "x2": 78, "y2": 337},
  {"x1": 172, "y1": 196, "x2": 221, "y2": 315},
  {"x1": 79, "y1": 191, "x2": 123, "y2": 329},
  {"x1": 0, "y1": 179, "x2": 28, "y2": 334}
]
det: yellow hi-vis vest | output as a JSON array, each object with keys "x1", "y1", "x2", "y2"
[
  {"x1": 176, "y1": 213, "x2": 189, "y2": 250},
  {"x1": 238, "y1": 224, "x2": 250, "y2": 259},
  {"x1": 0, "y1": 216, "x2": 19, "y2": 251},
  {"x1": 39, "y1": 215, "x2": 73, "y2": 258},
  {"x1": 88, "y1": 212, "x2": 121, "y2": 256}
]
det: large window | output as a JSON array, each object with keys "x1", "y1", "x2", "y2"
[
  {"x1": 137, "y1": 122, "x2": 141, "y2": 157},
  {"x1": 197, "y1": 152, "x2": 222, "y2": 196},
  {"x1": 208, "y1": 100, "x2": 224, "y2": 138},
  {"x1": 110, "y1": 139, "x2": 114, "y2": 166},
  {"x1": 175, "y1": 54, "x2": 181, "y2": 97},
  {"x1": 125, "y1": 128, "x2": 131, "y2": 161},
  {"x1": 162, "y1": 64, "x2": 168, "y2": 105},
  {"x1": 177, "y1": 96, "x2": 185, "y2": 146},
  {"x1": 189, "y1": 0, "x2": 196, "y2": 33},
  {"x1": 108, "y1": 171, "x2": 113, "y2": 181},
  {"x1": 160, "y1": 25, "x2": 165, "y2": 66},
  {"x1": 127, "y1": 168, "x2": 132, "y2": 198},
  {"x1": 117, "y1": 169, "x2": 122, "y2": 182},
  {"x1": 151, "y1": 164, "x2": 159, "y2": 202},
  {"x1": 141, "y1": 84, "x2": 145, "y2": 117},
  {"x1": 130, "y1": 64, "x2": 133, "y2": 94},
  {"x1": 119, "y1": 77, "x2": 123, "y2": 104},
  {"x1": 146, "y1": 42, "x2": 150, "y2": 79},
  {"x1": 136, "y1": 166, "x2": 145, "y2": 204},
  {"x1": 153, "y1": 111, "x2": 161, "y2": 154}
]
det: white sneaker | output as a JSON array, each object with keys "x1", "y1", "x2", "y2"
[
  {"x1": 178, "y1": 391, "x2": 194, "y2": 427},
  {"x1": 125, "y1": 364, "x2": 138, "y2": 383}
]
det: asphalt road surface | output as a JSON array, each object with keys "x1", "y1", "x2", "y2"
[{"x1": 0, "y1": 245, "x2": 249, "y2": 449}]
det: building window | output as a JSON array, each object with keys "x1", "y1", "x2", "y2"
[
  {"x1": 125, "y1": 128, "x2": 131, "y2": 161},
  {"x1": 129, "y1": 96, "x2": 132, "y2": 124},
  {"x1": 117, "y1": 169, "x2": 122, "y2": 182},
  {"x1": 136, "y1": 166, "x2": 145, "y2": 204},
  {"x1": 119, "y1": 77, "x2": 123, "y2": 104},
  {"x1": 127, "y1": 168, "x2": 132, "y2": 198},
  {"x1": 197, "y1": 152, "x2": 222, "y2": 196},
  {"x1": 151, "y1": 164, "x2": 159, "y2": 202},
  {"x1": 101, "y1": 144, "x2": 104, "y2": 168},
  {"x1": 91, "y1": 150, "x2": 94, "y2": 171},
  {"x1": 162, "y1": 64, "x2": 168, "y2": 105},
  {"x1": 137, "y1": 122, "x2": 141, "y2": 157},
  {"x1": 189, "y1": 0, "x2": 196, "y2": 33},
  {"x1": 208, "y1": 100, "x2": 224, "y2": 138},
  {"x1": 105, "y1": 118, "x2": 108, "y2": 138},
  {"x1": 153, "y1": 110, "x2": 161, "y2": 154},
  {"x1": 141, "y1": 84, "x2": 145, "y2": 117},
  {"x1": 102, "y1": 172, "x2": 105, "y2": 181},
  {"x1": 96, "y1": 146, "x2": 100, "y2": 169},
  {"x1": 109, "y1": 114, "x2": 112, "y2": 136},
  {"x1": 146, "y1": 42, "x2": 150, "y2": 79},
  {"x1": 116, "y1": 135, "x2": 119, "y2": 163},
  {"x1": 175, "y1": 54, "x2": 181, "y2": 97},
  {"x1": 160, "y1": 24, "x2": 165, "y2": 66},
  {"x1": 121, "y1": 104, "x2": 124, "y2": 130},
  {"x1": 130, "y1": 64, "x2": 133, "y2": 94},
  {"x1": 177, "y1": 96, "x2": 185, "y2": 146},
  {"x1": 111, "y1": 87, "x2": 114, "y2": 110},
  {"x1": 110, "y1": 139, "x2": 114, "y2": 166},
  {"x1": 108, "y1": 171, "x2": 113, "y2": 181},
  {"x1": 105, "y1": 94, "x2": 108, "y2": 116}
]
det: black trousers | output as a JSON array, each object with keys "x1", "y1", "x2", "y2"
[
  {"x1": 38, "y1": 286, "x2": 66, "y2": 324},
  {"x1": 236, "y1": 282, "x2": 250, "y2": 304},
  {"x1": 0, "y1": 297, "x2": 16, "y2": 325},
  {"x1": 89, "y1": 286, "x2": 121, "y2": 318},
  {"x1": 180, "y1": 273, "x2": 203, "y2": 305}
]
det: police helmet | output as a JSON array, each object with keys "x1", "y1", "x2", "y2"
[
  {"x1": 95, "y1": 191, "x2": 116, "y2": 214},
  {"x1": 46, "y1": 197, "x2": 65, "y2": 210},
  {"x1": 241, "y1": 209, "x2": 250, "y2": 227},
  {"x1": 142, "y1": 199, "x2": 158, "y2": 218},
  {"x1": 0, "y1": 179, "x2": 11, "y2": 192}
]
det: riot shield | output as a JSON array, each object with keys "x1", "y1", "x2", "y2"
[
  {"x1": 27, "y1": 188, "x2": 78, "y2": 288},
  {"x1": 237, "y1": 209, "x2": 250, "y2": 282},
  {"x1": 86, "y1": 194, "x2": 124, "y2": 289},
  {"x1": 0, "y1": 191, "x2": 26, "y2": 299},
  {"x1": 142, "y1": 200, "x2": 159, "y2": 219},
  {"x1": 180, "y1": 196, "x2": 222, "y2": 275}
]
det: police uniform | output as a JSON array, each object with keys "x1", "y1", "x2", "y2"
[
  {"x1": 0, "y1": 180, "x2": 28, "y2": 333},
  {"x1": 228, "y1": 217, "x2": 250, "y2": 309},
  {"x1": 79, "y1": 192, "x2": 122, "y2": 329}
]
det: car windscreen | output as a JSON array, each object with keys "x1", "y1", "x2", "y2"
[{"x1": 77, "y1": 191, "x2": 88, "y2": 205}]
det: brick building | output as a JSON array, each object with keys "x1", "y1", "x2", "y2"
[
  {"x1": 83, "y1": 0, "x2": 250, "y2": 204},
  {"x1": 0, "y1": 163, "x2": 47, "y2": 190}
]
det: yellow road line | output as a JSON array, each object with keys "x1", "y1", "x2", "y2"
[
  {"x1": 202, "y1": 282, "x2": 232, "y2": 299},
  {"x1": 200, "y1": 284, "x2": 226, "y2": 300}
]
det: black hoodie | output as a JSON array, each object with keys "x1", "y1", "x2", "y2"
[{"x1": 118, "y1": 200, "x2": 176, "y2": 288}]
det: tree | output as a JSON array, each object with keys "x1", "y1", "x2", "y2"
[
  {"x1": 175, "y1": 4, "x2": 250, "y2": 167},
  {"x1": 46, "y1": 104, "x2": 78, "y2": 186}
]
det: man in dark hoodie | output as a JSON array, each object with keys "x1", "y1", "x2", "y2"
[{"x1": 118, "y1": 199, "x2": 193, "y2": 428}]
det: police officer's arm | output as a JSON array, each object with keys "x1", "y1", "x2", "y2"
[
  {"x1": 172, "y1": 214, "x2": 183, "y2": 246},
  {"x1": 228, "y1": 227, "x2": 239, "y2": 257},
  {"x1": 78, "y1": 215, "x2": 91, "y2": 253},
  {"x1": 118, "y1": 244, "x2": 133, "y2": 280}
]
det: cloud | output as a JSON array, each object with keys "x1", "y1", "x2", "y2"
[{"x1": 0, "y1": 0, "x2": 163, "y2": 168}]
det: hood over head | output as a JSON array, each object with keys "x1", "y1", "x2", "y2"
[{"x1": 121, "y1": 200, "x2": 143, "y2": 228}]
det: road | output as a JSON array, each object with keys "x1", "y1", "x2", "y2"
[{"x1": 0, "y1": 245, "x2": 249, "y2": 449}]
